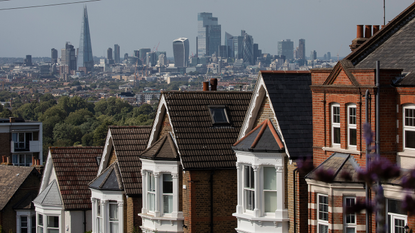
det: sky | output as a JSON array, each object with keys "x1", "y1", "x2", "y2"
[{"x1": 0, "y1": 0, "x2": 414, "y2": 59}]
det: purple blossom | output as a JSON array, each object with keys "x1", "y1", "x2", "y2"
[
  {"x1": 296, "y1": 156, "x2": 314, "y2": 175},
  {"x1": 314, "y1": 168, "x2": 335, "y2": 183}
]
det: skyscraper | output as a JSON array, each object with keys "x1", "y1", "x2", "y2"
[
  {"x1": 24, "y1": 55, "x2": 32, "y2": 66},
  {"x1": 277, "y1": 39, "x2": 294, "y2": 61},
  {"x1": 107, "y1": 48, "x2": 113, "y2": 60},
  {"x1": 77, "y1": 6, "x2": 94, "y2": 72},
  {"x1": 61, "y1": 42, "x2": 76, "y2": 74},
  {"x1": 242, "y1": 30, "x2": 254, "y2": 65},
  {"x1": 173, "y1": 37, "x2": 189, "y2": 67},
  {"x1": 51, "y1": 48, "x2": 58, "y2": 64},
  {"x1": 298, "y1": 39, "x2": 306, "y2": 60},
  {"x1": 197, "y1": 12, "x2": 221, "y2": 57},
  {"x1": 114, "y1": 44, "x2": 120, "y2": 63}
]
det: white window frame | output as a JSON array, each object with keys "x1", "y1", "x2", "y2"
[
  {"x1": 147, "y1": 171, "x2": 156, "y2": 212},
  {"x1": 109, "y1": 201, "x2": 119, "y2": 233},
  {"x1": 347, "y1": 105, "x2": 357, "y2": 149},
  {"x1": 344, "y1": 197, "x2": 356, "y2": 233},
  {"x1": 36, "y1": 214, "x2": 59, "y2": 233},
  {"x1": 96, "y1": 199, "x2": 103, "y2": 233},
  {"x1": 37, "y1": 214, "x2": 44, "y2": 233},
  {"x1": 263, "y1": 166, "x2": 277, "y2": 214},
  {"x1": 331, "y1": 103, "x2": 341, "y2": 147},
  {"x1": 403, "y1": 105, "x2": 415, "y2": 150},
  {"x1": 243, "y1": 165, "x2": 255, "y2": 212},
  {"x1": 387, "y1": 199, "x2": 408, "y2": 233},
  {"x1": 162, "y1": 173, "x2": 173, "y2": 214},
  {"x1": 317, "y1": 194, "x2": 329, "y2": 233},
  {"x1": 16, "y1": 211, "x2": 36, "y2": 233}
]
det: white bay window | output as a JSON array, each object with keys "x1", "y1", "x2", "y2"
[{"x1": 263, "y1": 166, "x2": 277, "y2": 213}]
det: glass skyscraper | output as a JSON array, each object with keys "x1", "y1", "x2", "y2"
[
  {"x1": 77, "y1": 6, "x2": 94, "y2": 72},
  {"x1": 173, "y1": 38, "x2": 189, "y2": 67},
  {"x1": 197, "y1": 12, "x2": 221, "y2": 57}
]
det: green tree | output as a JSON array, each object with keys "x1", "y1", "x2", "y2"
[
  {"x1": 93, "y1": 120, "x2": 113, "y2": 146},
  {"x1": 65, "y1": 108, "x2": 94, "y2": 126}
]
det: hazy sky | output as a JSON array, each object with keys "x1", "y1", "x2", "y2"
[{"x1": 0, "y1": 0, "x2": 414, "y2": 58}]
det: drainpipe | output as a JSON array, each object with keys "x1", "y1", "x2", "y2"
[
  {"x1": 365, "y1": 89, "x2": 371, "y2": 233},
  {"x1": 210, "y1": 170, "x2": 214, "y2": 233},
  {"x1": 293, "y1": 168, "x2": 298, "y2": 233},
  {"x1": 83, "y1": 209, "x2": 87, "y2": 233}
]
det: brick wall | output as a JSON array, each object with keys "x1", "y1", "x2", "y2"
[
  {"x1": 126, "y1": 196, "x2": 142, "y2": 233},
  {"x1": 1, "y1": 170, "x2": 40, "y2": 233},
  {"x1": 182, "y1": 169, "x2": 237, "y2": 233},
  {"x1": 287, "y1": 161, "x2": 308, "y2": 233},
  {"x1": 158, "y1": 113, "x2": 172, "y2": 141},
  {"x1": 254, "y1": 96, "x2": 273, "y2": 126},
  {"x1": 108, "y1": 148, "x2": 117, "y2": 165}
]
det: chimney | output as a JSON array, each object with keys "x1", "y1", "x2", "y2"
[
  {"x1": 350, "y1": 25, "x2": 369, "y2": 52},
  {"x1": 9, "y1": 117, "x2": 15, "y2": 123},
  {"x1": 210, "y1": 78, "x2": 217, "y2": 91},
  {"x1": 6, "y1": 156, "x2": 11, "y2": 165},
  {"x1": 32, "y1": 156, "x2": 35, "y2": 166},
  {"x1": 373, "y1": 25, "x2": 380, "y2": 35},
  {"x1": 1, "y1": 155, "x2": 5, "y2": 164},
  {"x1": 364, "y1": 25, "x2": 372, "y2": 38},
  {"x1": 203, "y1": 82, "x2": 209, "y2": 91}
]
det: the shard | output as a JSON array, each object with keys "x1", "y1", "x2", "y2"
[{"x1": 77, "y1": 6, "x2": 94, "y2": 72}]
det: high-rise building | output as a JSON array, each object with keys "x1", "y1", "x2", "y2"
[
  {"x1": 173, "y1": 37, "x2": 189, "y2": 67},
  {"x1": 146, "y1": 51, "x2": 158, "y2": 67},
  {"x1": 298, "y1": 39, "x2": 306, "y2": 60},
  {"x1": 139, "y1": 48, "x2": 151, "y2": 63},
  {"x1": 197, "y1": 12, "x2": 221, "y2": 57},
  {"x1": 51, "y1": 48, "x2": 58, "y2": 64},
  {"x1": 24, "y1": 55, "x2": 32, "y2": 66},
  {"x1": 277, "y1": 39, "x2": 294, "y2": 61},
  {"x1": 310, "y1": 50, "x2": 317, "y2": 60},
  {"x1": 77, "y1": 6, "x2": 94, "y2": 72},
  {"x1": 327, "y1": 52, "x2": 331, "y2": 60},
  {"x1": 242, "y1": 30, "x2": 254, "y2": 65},
  {"x1": 114, "y1": 44, "x2": 120, "y2": 63},
  {"x1": 107, "y1": 48, "x2": 113, "y2": 60},
  {"x1": 158, "y1": 53, "x2": 167, "y2": 66},
  {"x1": 61, "y1": 42, "x2": 76, "y2": 74},
  {"x1": 225, "y1": 32, "x2": 233, "y2": 58}
]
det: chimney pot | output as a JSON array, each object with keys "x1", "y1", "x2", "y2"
[
  {"x1": 203, "y1": 82, "x2": 209, "y2": 91},
  {"x1": 6, "y1": 157, "x2": 10, "y2": 165},
  {"x1": 2, "y1": 155, "x2": 4, "y2": 163},
  {"x1": 357, "y1": 25, "x2": 364, "y2": 38},
  {"x1": 373, "y1": 25, "x2": 380, "y2": 35},
  {"x1": 32, "y1": 156, "x2": 35, "y2": 166},
  {"x1": 210, "y1": 78, "x2": 217, "y2": 91},
  {"x1": 9, "y1": 117, "x2": 15, "y2": 123},
  {"x1": 365, "y1": 25, "x2": 372, "y2": 38}
]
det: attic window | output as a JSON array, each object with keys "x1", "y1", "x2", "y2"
[{"x1": 209, "y1": 105, "x2": 230, "y2": 125}]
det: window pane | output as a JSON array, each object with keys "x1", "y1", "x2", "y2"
[
  {"x1": 38, "y1": 226, "x2": 44, "y2": 233},
  {"x1": 163, "y1": 174, "x2": 173, "y2": 193},
  {"x1": 47, "y1": 216, "x2": 59, "y2": 228},
  {"x1": 97, "y1": 199, "x2": 101, "y2": 216},
  {"x1": 109, "y1": 203, "x2": 118, "y2": 220},
  {"x1": 405, "y1": 131, "x2": 415, "y2": 148},
  {"x1": 47, "y1": 230, "x2": 59, "y2": 233},
  {"x1": 395, "y1": 219, "x2": 405, "y2": 233},
  {"x1": 388, "y1": 199, "x2": 406, "y2": 215},
  {"x1": 319, "y1": 224, "x2": 328, "y2": 233},
  {"x1": 13, "y1": 155, "x2": 18, "y2": 164},
  {"x1": 333, "y1": 106, "x2": 340, "y2": 123},
  {"x1": 349, "y1": 128, "x2": 357, "y2": 146},
  {"x1": 21, "y1": 229, "x2": 28, "y2": 233},
  {"x1": 21, "y1": 216, "x2": 27, "y2": 227},
  {"x1": 148, "y1": 193, "x2": 155, "y2": 211},
  {"x1": 97, "y1": 218, "x2": 102, "y2": 233},
  {"x1": 210, "y1": 108, "x2": 228, "y2": 124},
  {"x1": 405, "y1": 109, "x2": 415, "y2": 126},
  {"x1": 163, "y1": 195, "x2": 173, "y2": 213},
  {"x1": 244, "y1": 166, "x2": 254, "y2": 188},
  {"x1": 245, "y1": 190, "x2": 255, "y2": 210},
  {"x1": 26, "y1": 154, "x2": 32, "y2": 165},
  {"x1": 333, "y1": 127, "x2": 340, "y2": 144},
  {"x1": 148, "y1": 173, "x2": 155, "y2": 191},
  {"x1": 264, "y1": 167, "x2": 276, "y2": 190},
  {"x1": 264, "y1": 191, "x2": 277, "y2": 212},
  {"x1": 346, "y1": 228, "x2": 355, "y2": 233},
  {"x1": 33, "y1": 131, "x2": 39, "y2": 140},
  {"x1": 319, "y1": 195, "x2": 328, "y2": 221},
  {"x1": 349, "y1": 107, "x2": 356, "y2": 125},
  {"x1": 110, "y1": 222, "x2": 119, "y2": 233},
  {"x1": 38, "y1": 214, "x2": 43, "y2": 226},
  {"x1": 19, "y1": 133, "x2": 24, "y2": 142}
]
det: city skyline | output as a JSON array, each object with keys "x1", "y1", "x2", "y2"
[{"x1": 0, "y1": 0, "x2": 413, "y2": 58}]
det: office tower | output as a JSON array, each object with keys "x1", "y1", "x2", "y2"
[
  {"x1": 310, "y1": 50, "x2": 317, "y2": 60},
  {"x1": 253, "y1": 43, "x2": 260, "y2": 63},
  {"x1": 139, "y1": 48, "x2": 151, "y2": 63},
  {"x1": 124, "y1": 53, "x2": 128, "y2": 61},
  {"x1": 225, "y1": 32, "x2": 233, "y2": 58},
  {"x1": 77, "y1": 6, "x2": 94, "y2": 72},
  {"x1": 158, "y1": 53, "x2": 167, "y2": 66},
  {"x1": 277, "y1": 39, "x2": 294, "y2": 61},
  {"x1": 114, "y1": 44, "x2": 120, "y2": 63},
  {"x1": 134, "y1": 50, "x2": 139, "y2": 57},
  {"x1": 24, "y1": 55, "x2": 32, "y2": 66},
  {"x1": 298, "y1": 39, "x2": 306, "y2": 60},
  {"x1": 107, "y1": 48, "x2": 113, "y2": 60},
  {"x1": 61, "y1": 42, "x2": 76, "y2": 73},
  {"x1": 242, "y1": 30, "x2": 254, "y2": 65},
  {"x1": 327, "y1": 52, "x2": 331, "y2": 60},
  {"x1": 51, "y1": 48, "x2": 58, "y2": 64},
  {"x1": 173, "y1": 38, "x2": 189, "y2": 67},
  {"x1": 197, "y1": 12, "x2": 221, "y2": 57},
  {"x1": 218, "y1": 45, "x2": 228, "y2": 58},
  {"x1": 146, "y1": 51, "x2": 158, "y2": 67}
]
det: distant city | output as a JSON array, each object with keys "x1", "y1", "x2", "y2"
[{"x1": 0, "y1": 8, "x2": 342, "y2": 104}]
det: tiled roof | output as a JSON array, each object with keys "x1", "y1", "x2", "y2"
[
  {"x1": 109, "y1": 126, "x2": 151, "y2": 196},
  {"x1": 89, "y1": 162, "x2": 123, "y2": 191},
  {"x1": 260, "y1": 71, "x2": 313, "y2": 159},
  {"x1": 233, "y1": 119, "x2": 284, "y2": 152},
  {"x1": 33, "y1": 180, "x2": 63, "y2": 207},
  {"x1": 140, "y1": 133, "x2": 179, "y2": 161},
  {"x1": 0, "y1": 165, "x2": 39, "y2": 211},
  {"x1": 162, "y1": 91, "x2": 252, "y2": 169},
  {"x1": 13, "y1": 191, "x2": 38, "y2": 210},
  {"x1": 306, "y1": 153, "x2": 362, "y2": 183},
  {"x1": 49, "y1": 146, "x2": 102, "y2": 210},
  {"x1": 343, "y1": 2, "x2": 415, "y2": 85}
]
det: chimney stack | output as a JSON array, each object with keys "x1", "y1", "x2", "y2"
[
  {"x1": 1, "y1": 156, "x2": 5, "y2": 164},
  {"x1": 210, "y1": 78, "x2": 217, "y2": 91},
  {"x1": 356, "y1": 25, "x2": 364, "y2": 38},
  {"x1": 373, "y1": 25, "x2": 380, "y2": 35},
  {"x1": 364, "y1": 25, "x2": 372, "y2": 38},
  {"x1": 6, "y1": 157, "x2": 11, "y2": 165},
  {"x1": 203, "y1": 82, "x2": 209, "y2": 91},
  {"x1": 9, "y1": 117, "x2": 15, "y2": 123},
  {"x1": 350, "y1": 25, "x2": 370, "y2": 52}
]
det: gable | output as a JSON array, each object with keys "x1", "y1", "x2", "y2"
[
  {"x1": 158, "y1": 112, "x2": 172, "y2": 141},
  {"x1": 331, "y1": 70, "x2": 354, "y2": 85},
  {"x1": 254, "y1": 96, "x2": 275, "y2": 127},
  {"x1": 108, "y1": 148, "x2": 117, "y2": 166}
]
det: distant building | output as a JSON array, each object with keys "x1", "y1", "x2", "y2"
[
  {"x1": 51, "y1": 48, "x2": 58, "y2": 64},
  {"x1": 173, "y1": 37, "x2": 189, "y2": 68},
  {"x1": 278, "y1": 39, "x2": 294, "y2": 61},
  {"x1": 242, "y1": 30, "x2": 254, "y2": 65},
  {"x1": 61, "y1": 42, "x2": 76, "y2": 74},
  {"x1": 146, "y1": 51, "x2": 158, "y2": 67},
  {"x1": 158, "y1": 53, "x2": 167, "y2": 66},
  {"x1": 77, "y1": 6, "x2": 94, "y2": 72},
  {"x1": 107, "y1": 47, "x2": 114, "y2": 64},
  {"x1": 114, "y1": 44, "x2": 120, "y2": 63},
  {"x1": 139, "y1": 48, "x2": 151, "y2": 63},
  {"x1": 24, "y1": 55, "x2": 32, "y2": 66},
  {"x1": 310, "y1": 50, "x2": 317, "y2": 60},
  {"x1": 297, "y1": 39, "x2": 306, "y2": 60},
  {"x1": 197, "y1": 12, "x2": 221, "y2": 57}
]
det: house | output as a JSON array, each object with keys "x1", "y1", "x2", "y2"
[
  {"x1": 89, "y1": 126, "x2": 151, "y2": 233},
  {"x1": 0, "y1": 117, "x2": 43, "y2": 166},
  {"x1": 33, "y1": 146, "x2": 103, "y2": 233},
  {"x1": 0, "y1": 165, "x2": 41, "y2": 233},
  {"x1": 307, "y1": 2, "x2": 415, "y2": 232},
  {"x1": 231, "y1": 71, "x2": 312, "y2": 233},
  {"x1": 139, "y1": 84, "x2": 252, "y2": 232}
]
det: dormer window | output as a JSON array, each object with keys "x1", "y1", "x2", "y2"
[{"x1": 209, "y1": 105, "x2": 230, "y2": 125}]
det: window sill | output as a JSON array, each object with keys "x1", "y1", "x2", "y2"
[
  {"x1": 232, "y1": 212, "x2": 289, "y2": 222},
  {"x1": 138, "y1": 213, "x2": 184, "y2": 221},
  {"x1": 322, "y1": 147, "x2": 362, "y2": 155},
  {"x1": 397, "y1": 151, "x2": 415, "y2": 158}
]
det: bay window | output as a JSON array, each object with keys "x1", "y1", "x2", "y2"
[
  {"x1": 147, "y1": 172, "x2": 156, "y2": 212},
  {"x1": 163, "y1": 174, "x2": 173, "y2": 214},
  {"x1": 244, "y1": 165, "x2": 255, "y2": 211},
  {"x1": 91, "y1": 198, "x2": 123, "y2": 233},
  {"x1": 344, "y1": 197, "x2": 356, "y2": 233},
  {"x1": 348, "y1": 105, "x2": 357, "y2": 148},
  {"x1": 332, "y1": 104, "x2": 341, "y2": 146},
  {"x1": 96, "y1": 199, "x2": 102, "y2": 233},
  {"x1": 388, "y1": 199, "x2": 407, "y2": 233},
  {"x1": 109, "y1": 202, "x2": 119, "y2": 233},
  {"x1": 318, "y1": 194, "x2": 329, "y2": 233},
  {"x1": 37, "y1": 214, "x2": 59, "y2": 233},
  {"x1": 404, "y1": 106, "x2": 415, "y2": 149},
  {"x1": 37, "y1": 214, "x2": 43, "y2": 233},
  {"x1": 263, "y1": 167, "x2": 277, "y2": 213}
]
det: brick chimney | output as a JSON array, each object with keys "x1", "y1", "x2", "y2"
[
  {"x1": 350, "y1": 25, "x2": 371, "y2": 52},
  {"x1": 203, "y1": 82, "x2": 209, "y2": 91},
  {"x1": 210, "y1": 78, "x2": 217, "y2": 91}
]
